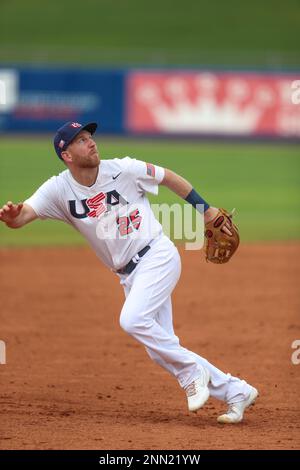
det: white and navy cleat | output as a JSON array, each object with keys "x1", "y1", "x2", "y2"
[
  {"x1": 185, "y1": 368, "x2": 210, "y2": 412},
  {"x1": 217, "y1": 386, "x2": 259, "y2": 424}
]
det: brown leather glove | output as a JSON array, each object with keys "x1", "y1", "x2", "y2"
[{"x1": 204, "y1": 208, "x2": 240, "y2": 264}]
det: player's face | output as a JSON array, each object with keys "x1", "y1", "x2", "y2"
[{"x1": 66, "y1": 130, "x2": 100, "y2": 168}]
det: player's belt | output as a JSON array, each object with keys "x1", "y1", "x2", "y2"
[{"x1": 116, "y1": 245, "x2": 151, "y2": 275}]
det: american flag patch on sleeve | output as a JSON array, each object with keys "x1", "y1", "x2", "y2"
[{"x1": 146, "y1": 163, "x2": 155, "y2": 177}]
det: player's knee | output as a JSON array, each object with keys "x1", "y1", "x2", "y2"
[
  {"x1": 119, "y1": 312, "x2": 135, "y2": 334},
  {"x1": 119, "y1": 311, "x2": 146, "y2": 335}
]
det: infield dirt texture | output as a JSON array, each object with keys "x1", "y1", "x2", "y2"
[{"x1": 0, "y1": 243, "x2": 299, "y2": 449}]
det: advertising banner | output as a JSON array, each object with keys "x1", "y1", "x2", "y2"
[
  {"x1": 0, "y1": 67, "x2": 125, "y2": 134},
  {"x1": 126, "y1": 72, "x2": 300, "y2": 137}
]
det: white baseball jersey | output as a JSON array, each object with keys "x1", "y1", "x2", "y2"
[{"x1": 25, "y1": 157, "x2": 165, "y2": 270}]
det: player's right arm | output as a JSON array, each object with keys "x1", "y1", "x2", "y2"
[{"x1": 0, "y1": 201, "x2": 38, "y2": 229}]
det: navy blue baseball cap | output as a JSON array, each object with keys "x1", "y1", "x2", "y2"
[{"x1": 54, "y1": 121, "x2": 98, "y2": 159}]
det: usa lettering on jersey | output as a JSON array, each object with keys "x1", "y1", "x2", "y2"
[{"x1": 68, "y1": 190, "x2": 129, "y2": 219}]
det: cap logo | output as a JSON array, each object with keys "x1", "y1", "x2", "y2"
[
  {"x1": 71, "y1": 122, "x2": 82, "y2": 128},
  {"x1": 58, "y1": 139, "x2": 65, "y2": 149}
]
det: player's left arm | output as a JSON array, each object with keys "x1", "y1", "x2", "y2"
[
  {"x1": 160, "y1": 168, "x2": 218, "y2": 223},
  {"x1": 160, "y1": 167, "x2": 239, "y2": 262}
]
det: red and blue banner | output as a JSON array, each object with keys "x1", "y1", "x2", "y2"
[{"x1": 1, "y1": 67, "x2": 299, "y2": 139}]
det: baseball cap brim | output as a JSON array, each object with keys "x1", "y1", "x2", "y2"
[{"x1": 80, "y1": 122, "x2": 98, "y2": 137}]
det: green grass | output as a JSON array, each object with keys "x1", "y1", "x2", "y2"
[
  {"x1": 0, "y1": 137, "x2": 299, "y2": 246},
  {"x1": 0, "y1": 0, "x2": 299, "y2": 67}
]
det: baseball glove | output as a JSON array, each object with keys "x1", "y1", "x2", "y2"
[{"x1": 204, "y1": 208, "x2": 240, "y2": 264}]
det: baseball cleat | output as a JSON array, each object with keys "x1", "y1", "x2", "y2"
[
  {"x1": 185, "y1": 368, "x2": 210, "y2": 412},
  {"x1": 217, "y1": 386, "x2": 258, "y2": 424}
]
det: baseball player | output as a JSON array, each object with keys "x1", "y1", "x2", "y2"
[{"x1": 0, "y1": 121, "x2": 258, "y2": 424}]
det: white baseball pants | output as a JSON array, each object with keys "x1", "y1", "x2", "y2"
[{"x1": 118, "y1": 235, "x2": 251, "y2": 403}]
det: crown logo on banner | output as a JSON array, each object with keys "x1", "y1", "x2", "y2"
[{"x1": 136, "y1": 75, "x2": 276, "y2": 134}]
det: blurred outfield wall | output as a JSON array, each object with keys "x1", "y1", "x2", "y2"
[{"x1": 0, "y1": 67, "x2": 299, "y2": 139}]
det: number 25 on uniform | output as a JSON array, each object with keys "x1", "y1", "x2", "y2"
[{"x1": 117, "y1": 209, "x2": 142, "y2": 236}]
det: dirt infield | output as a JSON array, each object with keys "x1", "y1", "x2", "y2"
[{"x1": 0, "y1": 243, "x2": 300, "y2": 450}]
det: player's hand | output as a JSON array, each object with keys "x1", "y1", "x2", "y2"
[{"x1": 0, "y1": 201, "x2": 23, "y2": 223}]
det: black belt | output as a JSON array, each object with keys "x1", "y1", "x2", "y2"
[{"x1": 117, "y1": 245, "x2": 151, "y2": 275}]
